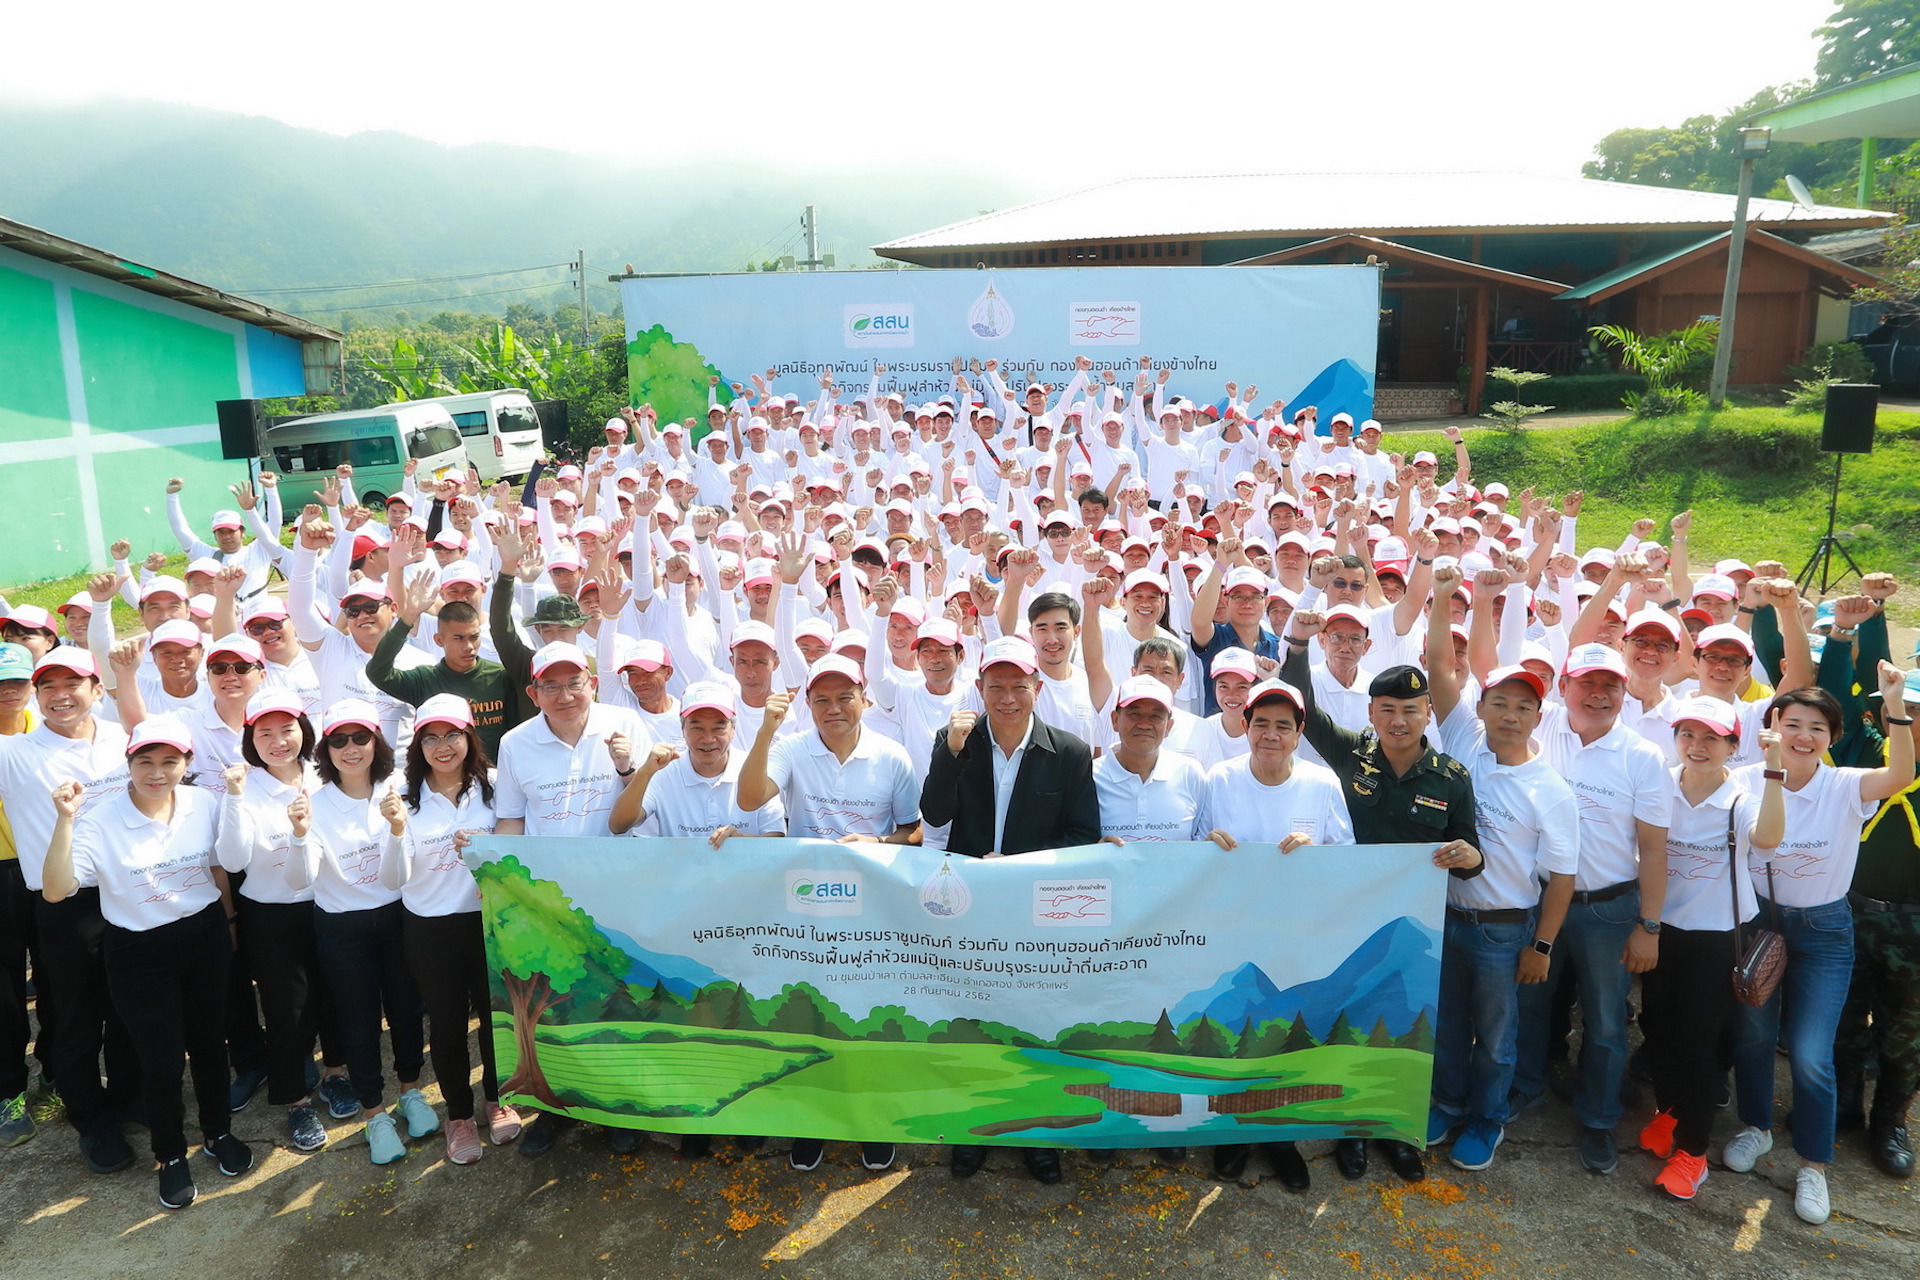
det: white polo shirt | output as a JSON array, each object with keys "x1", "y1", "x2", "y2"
[
  {"x1": 762, "y1": 727, "x2": 920, "y2": 841},
  {"x1": 262, "y1": 652, "x2": 323, "y2": 718},
  {"x1": 1094, "y1": 750, "x2": 1211, "y2": 842},
  {"x1": 1536, "y1": 704, "x2": 1672, "y2": 892},
  {"x1": 399, "y1": 779, "x2": 494, "y2": 917},
  {"x1": 1173, "y1": 714, "x2": 1247, "y2": 773},
  {"x1": 1202, "y1": 756, "x2": 1353, "y2": 846},
  {"x1": 494, "y1": 702, "x2": 650, "y2": 837},
  {"x1": 0, "y1": 718, "x2": 130, "y2": 890},
  {"x1": 306, "y1": 627, "x2": 432, "y2": 748},
  {"x1": 216, "y1": 764, "x2": 319, "y2": 904},
  {"x1": 1437, "y1": 708, "x2": 1581, "y2": 911},
  {"x1": 68, "y1": 787, "x2": 222, "y2": 931},
  {"x1": 1662, "y1": 771, "x2": 1765, "y2": 931},
  {"x1": 637, "y1": 750, "x2": 786, "y2": 839},
  {"x1": 1733, "y1": 761, "x2": 1875, "y2": 908},
  {"x1": 179, "y1": 704, "x2": 246, "y2": 795},
  {"x1": 1034, "y1": 668, "x2": 1102, "y2": 750},
  {"x1": 295, "y1": 783, "x2": 404, "y2": 914}
]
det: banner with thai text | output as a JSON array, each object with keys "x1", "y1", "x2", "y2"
[
  {"x1": 618, "y1": 266, "x2": 1379, "y2": 429},
  {"x1": 467, "y1": 837, "x2": 1444, "y2": 1149}
]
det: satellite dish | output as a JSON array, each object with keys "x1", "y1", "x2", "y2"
[{"x1": 1786, "y1": 175, "x2": 1816, "y2": 210}]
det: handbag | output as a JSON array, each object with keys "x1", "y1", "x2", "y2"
[{"x1": 1727, "y1": 806, "x2": 1788, "y2": 1008}]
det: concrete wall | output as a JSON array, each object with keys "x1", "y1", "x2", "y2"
[{"x1": 0, "y1": 248, "x2": 308, "y2": 586}]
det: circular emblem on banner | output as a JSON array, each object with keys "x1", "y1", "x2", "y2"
[
  {"x1": 920, "y1": 859, "x2": 973, "y2": 918},
  {"x1": 968, "y1": 283, "x2": 1014, "y2": 341}
]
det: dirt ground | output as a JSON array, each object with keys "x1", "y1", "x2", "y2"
[{"x1": 1, "y1": 1039, "x2": 1913, "y2": 1280}]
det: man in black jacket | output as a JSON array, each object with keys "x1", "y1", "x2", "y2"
[{"x1": 920, "y1": 635, "x2": 1101, "y2": 1183}]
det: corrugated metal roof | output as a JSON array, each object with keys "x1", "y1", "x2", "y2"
[
  {"x1": 874, "y1": 171, "x2": 1889, "y2": 253},
  {"x1": 1554, "y1": 227, "x2": 1882, "y2": 302},
  {"x1": 0, "y1": 214, "x2": 341, "y2": 343}
]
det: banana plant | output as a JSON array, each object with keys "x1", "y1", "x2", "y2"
[{"x1": 361, "y1": 335, "x2": 457, "y2": 400}]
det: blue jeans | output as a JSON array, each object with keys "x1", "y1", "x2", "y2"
[
  {"x1": 1730, "y1": 896, "x2": 1854, "y2": 1164},
  {"x1": 1433, "y1": 909, "x2": 1531, "y2": 1126},
  {"x1": 1513, "y1": 888, "x2": 1639, "y2": 1129}
]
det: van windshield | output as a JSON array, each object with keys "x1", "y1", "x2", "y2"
[
  {"x1": 498, "y1": 405, "x2": 541, "y2": 437},
  {"x1": 406, "y1": 424, "x2": 463, "y2": 459}
]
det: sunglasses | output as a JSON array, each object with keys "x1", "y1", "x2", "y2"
[
  {"x1": 206, "y1": 660, "x2": 260, "y2": 676},
  {"x1": 244, "y1": 620, "x2": 284, "y2": 635},
  {"x1": 325, "y1": 729, "x2": 375, "y2": 748},
  {"x1": 341, "y1": 600, "x2": 385, "y2": 618}
]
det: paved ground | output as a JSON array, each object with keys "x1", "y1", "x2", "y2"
[{"x1": 1, "y1": 1037, "x2": 1914, "y2": 1280}]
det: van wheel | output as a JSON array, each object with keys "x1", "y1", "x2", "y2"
[{"x1": 361, "y1": 490, "x2": 386, "y2": 509}]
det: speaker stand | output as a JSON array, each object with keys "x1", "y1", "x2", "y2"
[{"x1": 1794, "y1": 451, "x2": 1864, "y2": 596}]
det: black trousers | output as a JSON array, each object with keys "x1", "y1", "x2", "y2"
[
  {"x1": 404, "y1": 909, "x2": 497, "y2": 1121},
  {"x1": 0, "y1": 860, "x2": 53, "y2": 1099},
  {"x1": 1641, "y1": 924, "x2": 1737, "y2": 1157},
  {"x1": 222, "y1": 872, "x2": 266, "y2": 1079},
  {"x1": 104, "y1": 902, "x2": 232, "y2": 1163},
  {"x1": 34, "y1": 890, "x2": 139, "y2": 1136},
  {"x1": 315, "y1": 901, "x2": 424, "y2": 1112},
  {"x1": 239, "y1": 899, "x2": 345, "y2": 1107}
]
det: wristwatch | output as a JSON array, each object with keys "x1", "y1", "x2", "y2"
[
  {"x1": 1638, "y1": 917, "x2": 1662, "y2": 935},
  {"x1": 1531, "y1": 938, "x2": 1553, "y2": 957}
]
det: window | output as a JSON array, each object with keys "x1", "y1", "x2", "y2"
[
  {"x1": 497, "y1": 405, "x2": 540, "y2": 437},
  {"x1": 406, "y1": 425, "x2": 462, "y2": 459},
  {"x1": 274, "y1": 433, "x2": 399, "y2": 473},
  {"x1": 451, "y1": 410, "x2": 490, "y2": 438}
]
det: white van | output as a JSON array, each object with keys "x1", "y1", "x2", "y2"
[
  {"x1": 263, "y1": 403, "x2": 469, "y2": 510},
  {"x1": 397, "y1": 389, "x2": 546, "y2": 482}
]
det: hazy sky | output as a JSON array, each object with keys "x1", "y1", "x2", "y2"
[{"x1": 15, "y1": 0, "x2": 1838, "y2": 195}]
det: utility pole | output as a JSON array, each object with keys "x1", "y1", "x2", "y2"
[
  {"x1": 801, "y1": 206, "x2": 821, "y2": 271},
  {"x1": 573, "y1": 249, "x2": 591, "y2": 341},
  {"x1": 1708, "y1": 128, "x2": 1770, "y2": 408}
]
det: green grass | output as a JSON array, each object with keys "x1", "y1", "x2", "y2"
[{"x1": 1382, "y1": 406, "x2": 1920, "y2": 624}]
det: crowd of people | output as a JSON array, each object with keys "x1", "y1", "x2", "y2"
[{"x1": 0, "y1": 354, "x2": 1914, "y2": 1226}]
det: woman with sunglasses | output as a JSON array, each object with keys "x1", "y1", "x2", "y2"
[
  {"x1": 286, "y1": 699, "x2": 432, "y2": 1165},
  {"x1": 381, "y1": 694, "x2": 519, "y2": 1165},
  {"x1": 216, "y1": 687, "x2": 349, "y2": 1153},
  {"x1": 1724, "y1": 665, "x2": 1915, "y2": 1225},
  {"x1": 43, "y1": 717, "x2": 252, "y2": 1210}
]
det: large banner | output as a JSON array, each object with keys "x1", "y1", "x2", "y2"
[
  {"x1": 618, "y1": 266, "x2": 1379, "y2": 430},
  {"x1": 466, "y1": 837, "x2": 1445, "y2": 1149}
]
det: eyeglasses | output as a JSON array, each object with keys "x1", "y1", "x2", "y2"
[
  {"x1": 206, "y1": 661, "x2": 260, "y2": 676},
  {"x1": 1625, "y1": 636, "x2": 1677, "y2": 654},
  {"x1": 534, "y1": 677, "x2": 591, "y2": 697},
  {"x1": 244, "y1": 620, "x2": 284, "y2": 635},
  {"x1": 1044, "y1": 527, "x2": 1071, "y2": 538},
  {"x1": 1322, "y1": 632, "x2": 1368, "y2": 649},
  {"x1": 1698, "y1": 650, "x2": 1751, "y2": 667},
  {"x1": 325, "y1": 729, "x2": 375, "y2": 748},
  {"x1": 341, "y1": 600, "x2": 385, "y2": 618},
  {"x1": 416, "y1": 731, "x2": 466, "y2": 749}
]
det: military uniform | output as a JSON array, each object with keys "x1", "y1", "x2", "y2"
[{"x1": 1837, "y1": 769, "x2": 1920, "y2": 1176}]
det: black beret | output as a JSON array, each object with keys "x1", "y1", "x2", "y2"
[{"x1": 1368, "y1": 664, "x2": 1430, "y2": 699}]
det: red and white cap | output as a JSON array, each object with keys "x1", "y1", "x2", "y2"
[
  {"x1": 33, "y1": 647, "x2": 98, "y2": 680},
  {"x1": 207, "y1": 634, "x2": 264, "y2": 664},
  {"x1": 321, "y1": 699, "x2": 382, "y2": 736},
  {"x1": 1563, "y1": 643, "x2": 1629, "y2": 679},
  {"x1": 1694, "y1": 623, "x2": 1756, "y2": 658},
  {"x1": 1482, "y1": 664, "x2": 1549, "y2": 701},
  {"x1": 1691, "y1": 574, "x2": 1739, "y2": 602},
  {"x1": 438, "y1": 561, "x2": 486, "y2": 589},
  {"x1": 795, "y1": 617, "x2": 833, "y2": 644},
  {"x1": 1122, "y1": 568, "x2": 1170, "y2": 595},
  {"x1": 244, "y1": 687, "x2": 305, "y2": 724},
  {"x1": 187, "y1": 557, "x2": 223, "y2": 578},
  {"x1": 804, "y1": 654, "x2": 866, "y2": 689},
  {"x1": 742, "y1": 559, "x2": 777, "y2": 590},
  {"x1": 916, "y1": 618, "x2": 962, "y2": 648},
  {"x1": 1322, "y1": 605, "x2": 1370, "y2": 631},
  {"x1": 58, "y1": 592, "x2": 93, "y2": 617},
  {"x1": 139, "y1": 575, "x2": 189, "y2": 603},
  {"x1": 830, "y1": 629, "x2": 866, "y2": 656},
  {"x1": 1714, "y1": 558, "x2": 1754, "y2": 579},
  {"x1": 729, "y1": 620, "x2": 777, "y2": 651},
  {"x1": 1623, "y1": 609, "x2": 1683, "y2": 643},
  {"x1": 413, "y1": 693, "x2": 475, "y2": 732},
  {"x1": 1243, "y1": 679, "x2": 1307, "y2": 720},
  {"x1": 529, "y1": 641, "x2": 592, "y2": 679},
  {"x1": 430, "y1": 528, "x2": 469, "y2": 551},
  {"x1": 2, "y1": 604, "x2": 56, "y2": 632},
  {"x1": 127, "y1": 715, "x2": 195, "y2": 755},
  {"x1": 679, "y1": 681, "x2": 737, "y2": 719},
  {"x1": 243, "y1": 597, "x2": 290, "y2": 623},
  {"x1": 210, "y1": 509, "x2": 245, "y2": 531},
  {"x1": 1209, "y1": 647, "x2": 1260, "y2": 682},
  {"x1": 980, "y1": 636, "x2": 1039, "y2": 674},
  {"x1": 340, "y1": 581, "x2": 390, "y2": 604},
  {"x1": 151, "y1": 619, "x2": 205, "y2": 649},
  {"x1": 1224, "y1": 567, "x2": 1268, "y2": 594},
  {"x1": 618, "y1": 638, "x2": 671, "y2": 672},
  {"x1": 1115, "y1": 674, "x2": 1175, "y2": 710},
  {"x1": 1666, "y1": 695, "x2": 1741, "y2": 737}
]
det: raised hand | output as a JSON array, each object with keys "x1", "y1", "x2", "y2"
[
  {"x1": 1290, "y1": 609, "x2": 1325, "y2": 639},
  {"x1": 224, "y1": 763, "x2": 249, "y2": 796},
  {"x1": 946, "y1": 709, "x2": 979, "y2": 754},
  {"x1": 762, "y1": 691, "x2": 794, "y2": 732},
  {"x1": 1861, "y1": 572, "x2": 1899, "y2": 602},
  {"x1": 380, "y1": 786, "x2": 407, "y2": 836},
  {"x1": 287, "y1": 791, "x2": 311, "y2": 839},
  {"x1": 51, "y1": 780, "x2": 84, "y2": 819},
  {"x1": 606, "y1": 733, "x2": 634, "y2": 775},
  {"x1": 88, "y1": 571, "x2": 125, "y2": 604}
]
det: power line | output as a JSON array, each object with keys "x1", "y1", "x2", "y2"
[
  {"x1": 236, "y1": 262, "x2": 573, "y2": 296},
  {"x1": 297, "y1": 279, "x2": 573, "y2": 317}
]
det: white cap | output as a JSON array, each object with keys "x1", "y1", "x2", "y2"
[
  {"x1": 529, "y1": 641, "x2": 592, "y2": 679},
  {"x1": 804, "y1": 654, "x2": 865, "y2": 689},
  {"x1": 414, "y1": 693, "x2": 475, "y2": 731},
  {"x1": 979, "y1": 636, "x2": 1039, "y2": 674},
  {"x1": 127, "y1": 715, "x2": 195, "y2": 755},
  {"x1": 1115, "y1": 674, "x2": 1175, "y2": 710}
]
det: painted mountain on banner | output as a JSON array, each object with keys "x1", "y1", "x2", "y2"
[
  {"x1": 1282, "y1": 358, "x2": 1373, "y2": 433},
  {"x1": 597, "y1": 927, "x2": 725, "y2": 998},
  {"x1": 1170, "y1": 915, "x2": 1439, "y2": 1038}
]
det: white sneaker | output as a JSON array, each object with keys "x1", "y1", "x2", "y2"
[
  {"x1": 1721, "y1": 1125, "x2": 1773, "y2": 1172},
  {"x1": 1794, "y1": 1167, "x2": 1830, "y2": 1224}
]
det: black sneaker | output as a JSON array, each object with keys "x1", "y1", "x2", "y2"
[
  {"x1": 861, "y1": 1142, "x2": 895, "y2": 1171},
  {"x1": 680, "y1": 1134, "x2": 711, "y2": 1160},
  {"x1": 1579, "y1": 1126, "x2": 1618, "y2": 1175},
  {"x1": 205, "y1": 1132, "x2": 254, "y2": 1177},
  {"x1": 157, "y1": 1157, "x2": 196, "y2": 1210},
  {"x1": 228, "y1": 1066, "x2": 268, "y2": 1113},
  {"x1": 604, "y1": 1126, "x2": 640, "y2": 1155},
  {"x1": 790, "y1": 1137, "x2": 825, "y2": 1171},
  {"x1": 80, "y1": 1128, "x2": 135, "y2": 1175}
]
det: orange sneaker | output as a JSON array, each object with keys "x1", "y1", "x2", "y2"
[
  {"x1": 1639, "y1": 1110, "x2": 1677, "y2": 1159},
  {"x1": 1655, "y1": 1150, "x2": 1708, "y2": 1200}
]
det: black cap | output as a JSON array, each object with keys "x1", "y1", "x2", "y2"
[{"x1": 1368, "y1": 664, "x2": 1430, "y2": 699}]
